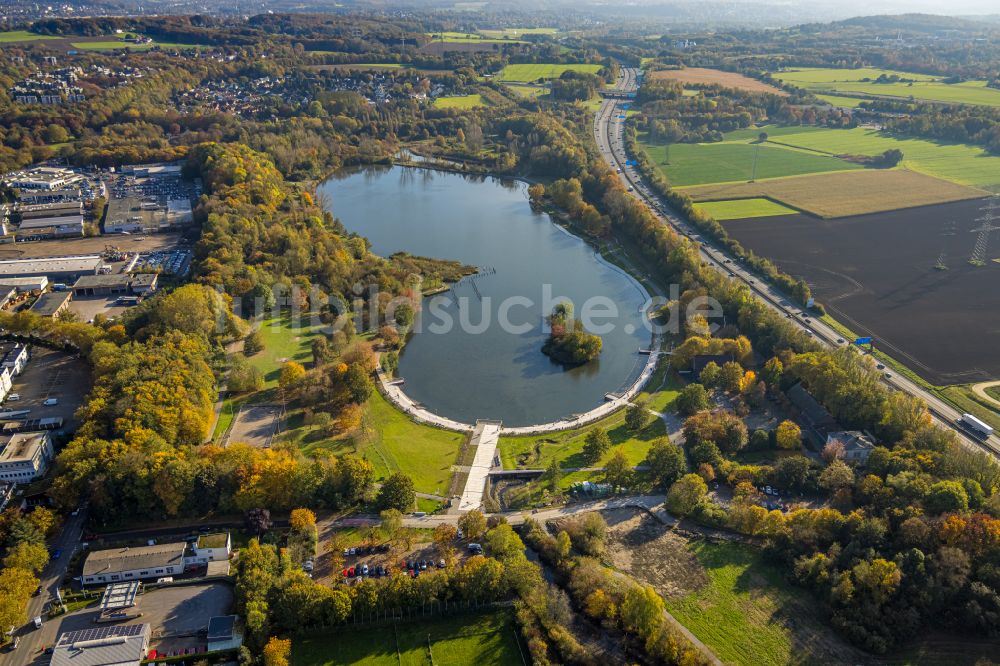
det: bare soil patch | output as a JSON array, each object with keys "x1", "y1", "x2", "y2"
[
  {"x1": 603, "y1": 508, "x2": 708, "y2": 597},
  {"x1": 721, "y1": 196, "x2": 1000, "y2": 385},
  {"x1": 651, "y1": 67, "x2": 787, "y2": 95}
]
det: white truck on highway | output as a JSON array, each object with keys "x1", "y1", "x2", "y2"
[{"x1": 959, "y1": 413, "x2": 994, "y2": 440}]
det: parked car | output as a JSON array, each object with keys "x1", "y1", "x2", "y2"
[
  {"x1": 303, "y1": 560, "x2": 314, "y2": 572},
  {"x1": 361, "y1": 564, "x2": 369, "y2": 576},
  {"x1": 49, "y1": 548, "x2": 61, "y2": 559},
  {"x1": 5, "y1": 394, "x2": 19, "y2": 402},
  {"x1": 438, "y1": 559, "x2": 446, "y2": 569},
  {"x1": 43, "y1": 398, "x2": 58, "y2": 406},
  {"x1": 468, "y1": 543, "x2": 483, "y2": 554}
]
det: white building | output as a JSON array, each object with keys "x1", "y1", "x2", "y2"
[
  {"x1": 191, "y1": 532, "x2": 231, "y2": 564},
  {"x1": 0, "y1": 342, "x2": 29, "y2": 376},
  {"x1": 5, "y1": 167, "x2": 81, "y2": 191},
  {"x1": 0, "y1": 432, "x2": 54, "y2": 483},
  {"x1": 0, "y1": 366, "x2": 12, "y2": 401},
  {"x1": 82, "y1": 542, "x2": 187, "y2": 586}
]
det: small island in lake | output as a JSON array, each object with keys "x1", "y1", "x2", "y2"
[{"x1": 542, "y1": 302, "x2": 603, "y2": 366}]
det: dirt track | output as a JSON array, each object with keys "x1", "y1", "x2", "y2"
[{"x1": 723, "y1": 196, "x2": 1000, "y2": 385}]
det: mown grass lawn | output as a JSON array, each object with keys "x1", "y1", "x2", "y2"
[
  {"x1": 285, "y1": 389, "x2": 463, "y2": 497},
  {"x1": 504, "y1": 83, "x2": 548, "y2": 99},
  {"x1": 694, "y1": 198, "x2": 799, "y2": 220},
  {"x1": 433, "y1": 94, "x2": 485, "y2": 109},
  {"x1": 640, "y1": 136, "x2": 859, "y2": 187},
  {"x1": 498, "y1": 63, "x2": 602, "y2": 82},
  {"x1": 292, "y1": 610, "x2": 523, "y2": 665},
  {"x1": 245, "y1": 313, "x2": 328, "y2": 388},
  {"x1": 498, "y1": 366, "x2": 681, "y2": 474}
]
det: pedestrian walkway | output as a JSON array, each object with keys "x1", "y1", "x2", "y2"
[
  {"x1": 458, "y1": 420, "x2": 502, "y2": 511},
  {"x1": 376, "y1": 345, "x2": 663, "y2": 437}
]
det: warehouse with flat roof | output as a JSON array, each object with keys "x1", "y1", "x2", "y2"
[
  {"x1": 82, "y1": 542, "x2": 187, "y2": 585},
  {"x1": 0, "y1": 255, "x2": 101, "y2": 280},
  {"x1": 29, "y1": 290, "x2": 72, "y2": 317}
]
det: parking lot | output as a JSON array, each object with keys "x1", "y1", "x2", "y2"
[
  {"x1": 66, "y1": 297, "x2": 130, "y2": 324},
  {"x1": 24, "y1": 583, "x2": 233, "y2": 658},
  {"x1": 0, "y1": 232, "x2": 184, "y2": 261},
  {"x1": 3, "y1": 348, "x2": 89, "y2": 430}
]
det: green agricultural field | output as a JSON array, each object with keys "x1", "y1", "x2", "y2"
[
  {"x1": 433, "y1": 94, "x2": 485, "y2": 109},
  {"x1": 478, "y1": 27, "x2": 558, "y2": 38},
  {"x1": 71, "y1": 39, "x2": 202, "y2": 51},
  {"x1": 293, "y1": 611, "x2": 523, "y2": 665},
  {"x1": 498, "y1": 63, "x2": 602, "y2": 82},
  {"x1": 815, "y1": 93, "x2": 869, "y2": 108},
  {"x1": 774, "y1": 67, "x2": 1000, "y2": 108},
  {"x1": 245, "y1": 313, "x2": 328, "y2": 389},
  {"x1": 694, "y1": 198, "x2": 798, "y2": 220},
  {"x1": 761, "y1": 125, "x2": 1000, "y2": 190},
  {"x1": 426, "y1": 31, "x2": 526, "y2": 44},
  {"x1": 640, "y1": 136, "x2": 859, "y2": 187},
  {"x1": 0, "y1": 30, "x2": 62, "y2": 43}
]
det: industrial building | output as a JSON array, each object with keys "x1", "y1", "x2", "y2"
[
  {"x1": 0, "y1": 255, "x2": 102, "y2": 281},
  {"x1": 0, "y1": 431, "x2": 55, "y2": 483},
  {"x1": 81, "y1": 542, "x2": 187, "y2": 585},
  {"x1": 4, "y1": 166, "x2": 82, "y2": 191},
  {"x1": 18, "y1": 201, "x2": 83, "y2": 219},
  {"x1": 0, "y1": 276, "x2": 49, "y2": 293},
  {"x1": 29, "y1": 290, "x2": 73, "y2": 317},
  {"x1": 50, "y1": 624, "x2": 151, "y2": 666},
  {"x1": 72, "y1": 273, "x2": 158, "y2": 298},
  {"x1": 16, "y1": 214, "x2": 85, "y2": 238}
]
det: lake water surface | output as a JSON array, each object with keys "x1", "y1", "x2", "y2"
[{"x1": 319, "y1": 164, "x2": 650, "y2": 426}]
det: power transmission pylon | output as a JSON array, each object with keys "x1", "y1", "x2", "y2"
[{"x1": 968, "y1": 196, "x2": 1000, "y2": 266}]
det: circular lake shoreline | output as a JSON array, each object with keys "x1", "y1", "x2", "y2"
[{"x1": 319, "y1": 164, "x2": 653, "y2": 426}]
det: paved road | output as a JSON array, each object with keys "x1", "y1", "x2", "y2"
[
  {"x1": 3, "y1": 509, "x2": 87, "y2": 664},
  {"x1": 398, "y1": 495, "x2": 666, "y2": 529},
  {"x1": 595, "y1": 68, "x2": 1000, "y2": 458}
]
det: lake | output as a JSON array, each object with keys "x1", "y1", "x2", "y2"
[{"x1": 319, "y1": 164, "x2": 651, "y2": 426}]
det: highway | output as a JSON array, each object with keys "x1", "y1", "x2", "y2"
[
  {"x1": 2, "y1": 509, "x2": 87, "y2": 664},
  {"x1": 594, "y1": 67, "x2": 1000, "y2": 458}
]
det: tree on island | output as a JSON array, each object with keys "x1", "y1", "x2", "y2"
[{"x1": 542, "y1": 302, "x2": 602, "y2": 366}]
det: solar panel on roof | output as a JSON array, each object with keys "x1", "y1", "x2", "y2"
[{"x1": 57, "y1": 623, "x2": 146, "y2": 645}]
